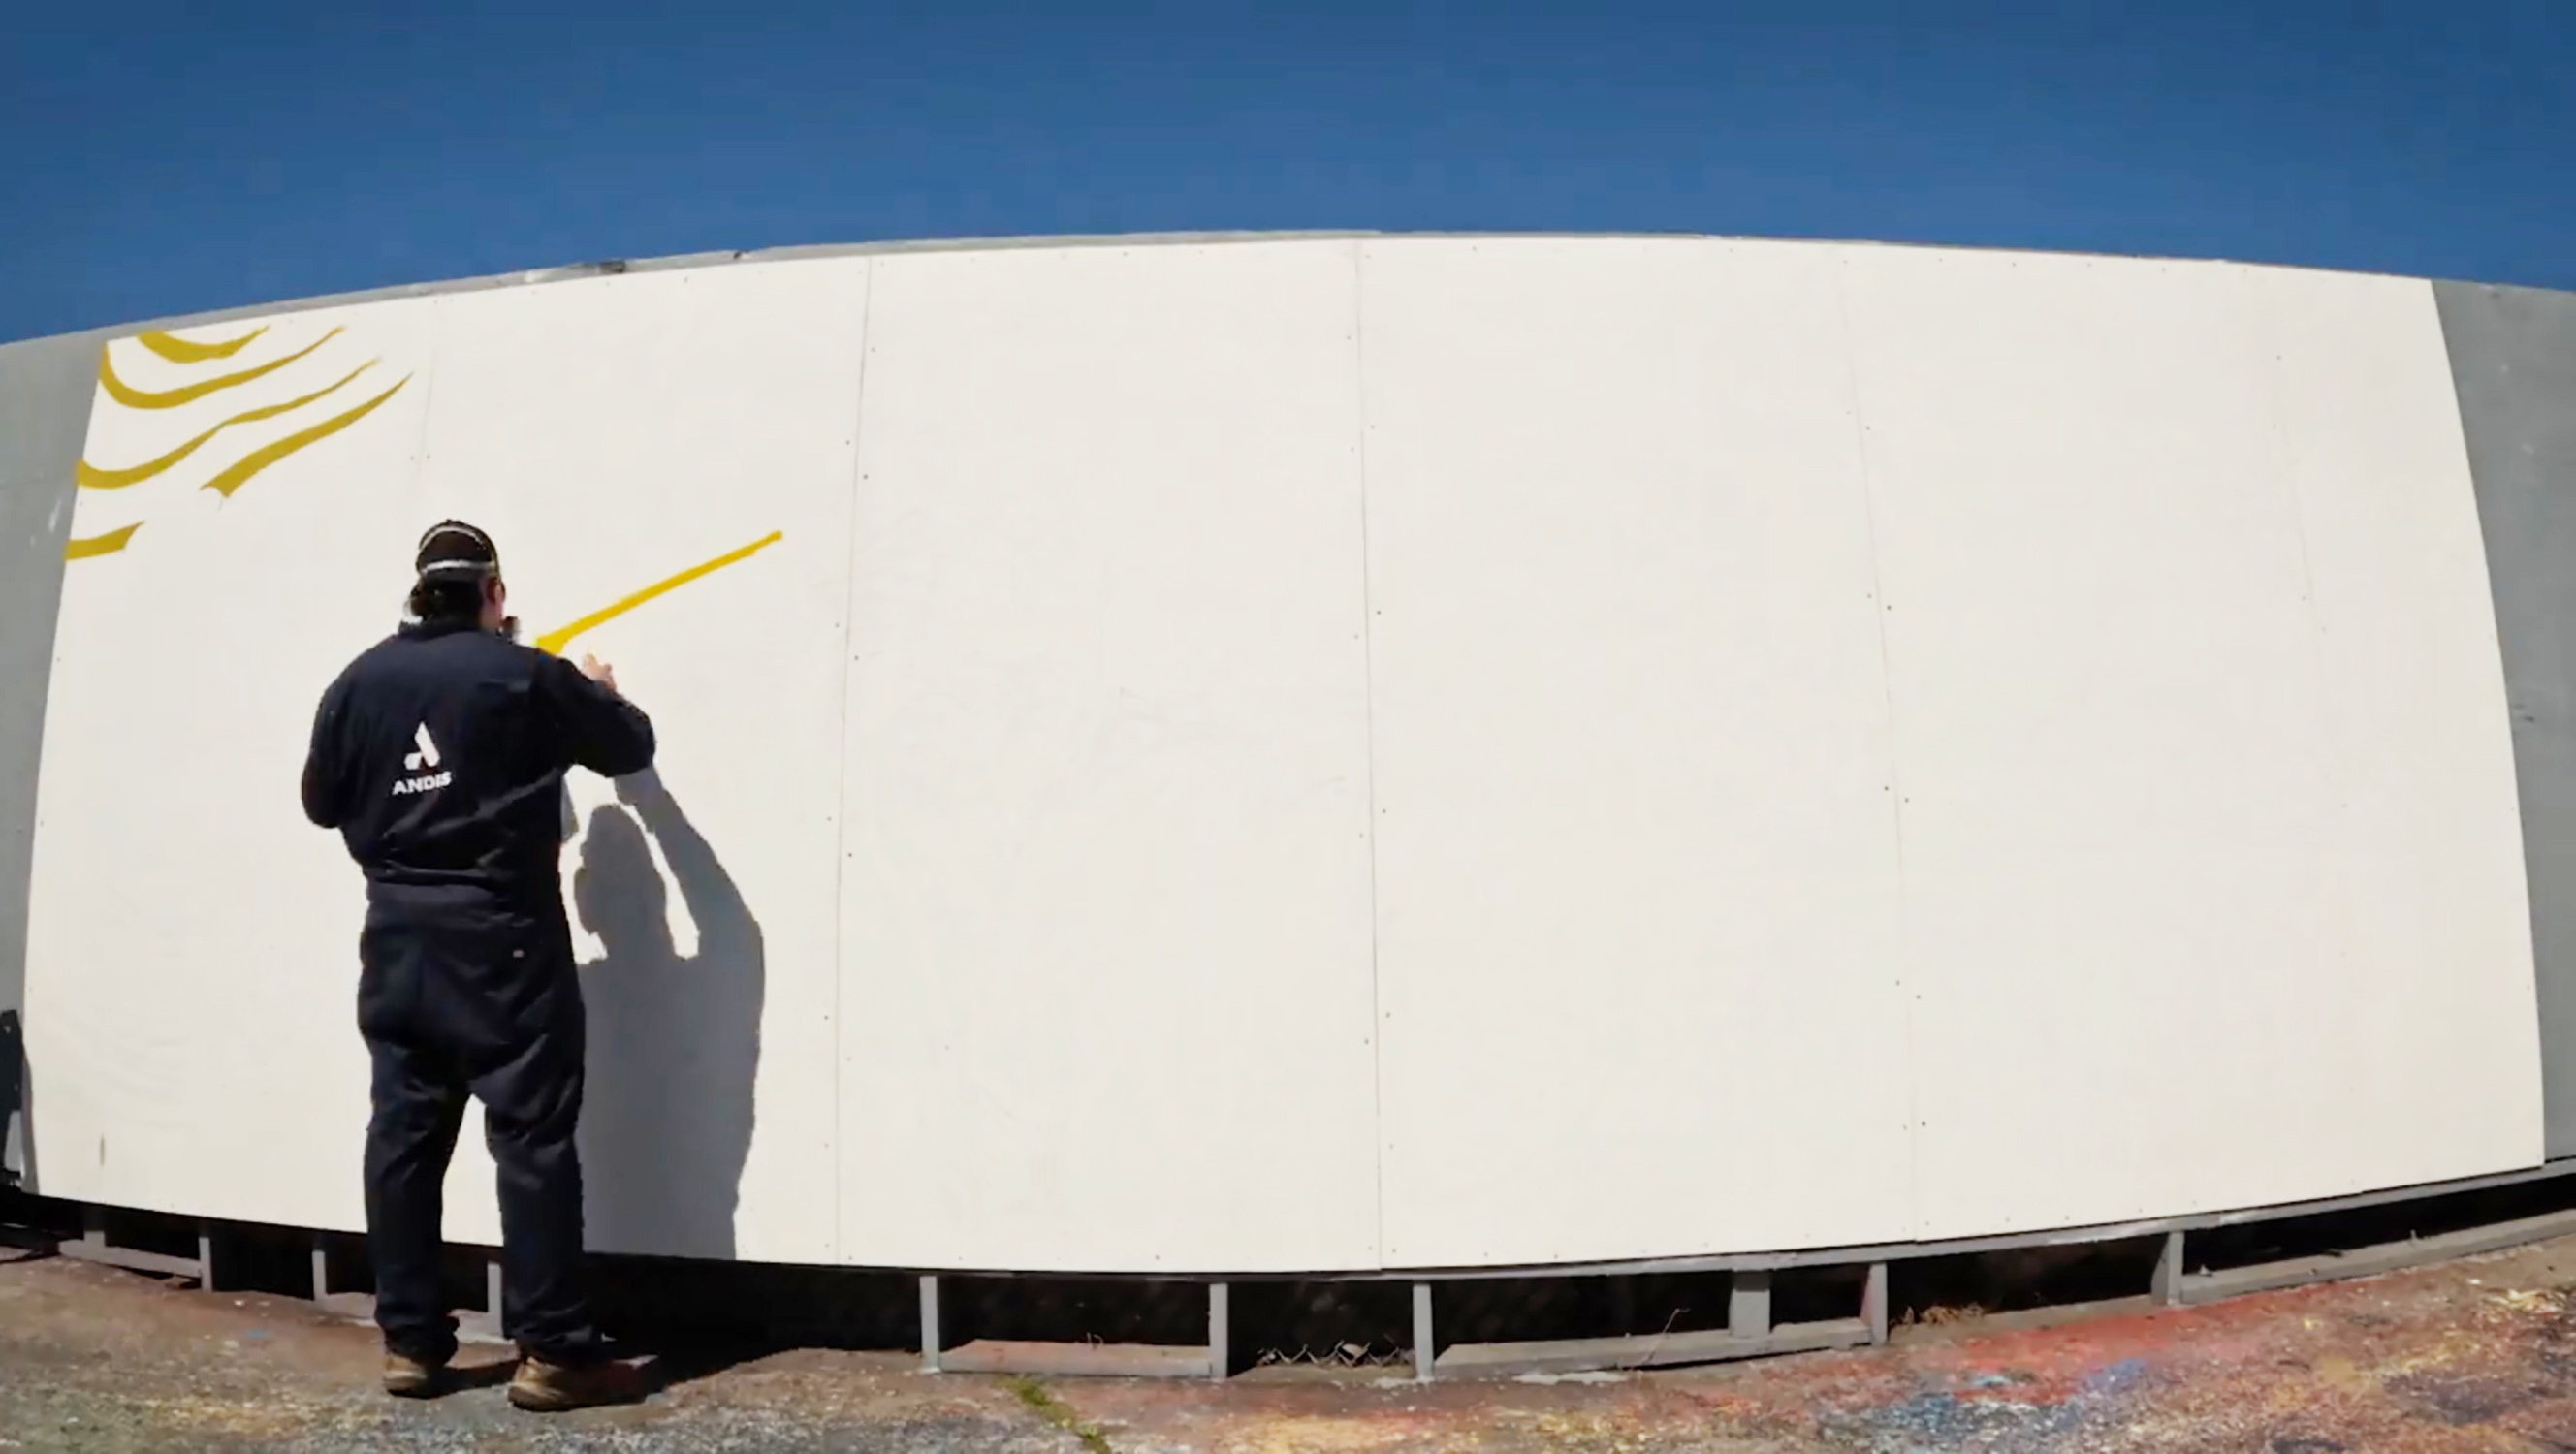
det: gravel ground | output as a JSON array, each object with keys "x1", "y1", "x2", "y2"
[{"x1": 10, "y1": 1236, "x2": 2576, "y2": 1450}]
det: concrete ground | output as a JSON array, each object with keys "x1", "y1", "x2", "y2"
[{"x1": 8, "y1": 1238, "x2": 2576, "y2": 1451}]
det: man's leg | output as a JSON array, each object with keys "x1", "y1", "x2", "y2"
[
  {"x1": 364, "y1": 1034, "x2": 468, "y2": 1366},
  {"x1": 472, "y1": 989, "x2": 606, "y2": 1365}
]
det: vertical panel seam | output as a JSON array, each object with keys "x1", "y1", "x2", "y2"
[
  {"x1": 1350, "y1": 239, "x2": 1388, "y2": 1270},
  {"x1": 1829, "y1": 251, "x2": 1924, "y2": 1241},
  {"x1": 2246, "y1": 270, "x2": 2366, "y2": 1146},
  {"x1": 828, "y1": 262, "x2": 879, "y2": 1263},
  {"x1": 408, "y1": 300, "x2": 446, "y2": 472}
]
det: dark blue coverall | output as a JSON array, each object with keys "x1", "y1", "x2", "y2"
[{"x1": 301, "y1": 616, "x2": 655, "y2": 1366}]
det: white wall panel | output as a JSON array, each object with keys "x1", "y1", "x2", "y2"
[
  {"x1": 2243, "y1": 267, "x2": 2541, "y2": 1191},
  {"x1": 1359, "y1": 238, "x2": 1915, "y2": 1266},
  {"x1": 1841, "y1": 247, "x2": 2538, "y2": 1240},
  {"x1": 16, "y1": 237, "x2": 2543, "y2": 1275},
  {"x1": 836, "y1": 241, "x2": 1381, "y2": 1272},
  {"x1": 26, "y1": 300, "x2": 441, "y2": 1230},
  {"x1": 412, "y1": 260, "x2": 869, "y2": 1262}
]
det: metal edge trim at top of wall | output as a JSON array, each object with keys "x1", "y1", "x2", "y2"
[{"x1": 10, "y1": 230, "x2": 2541, "y2": 353}]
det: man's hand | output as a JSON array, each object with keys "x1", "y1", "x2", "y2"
[{"x1": 580, "y1": 653, "x2": 620, "y2": 697}]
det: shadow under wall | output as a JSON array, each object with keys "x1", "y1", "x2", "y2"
[{"x1": 574, "y1": 770, "x2": 764, "y2": 1260}]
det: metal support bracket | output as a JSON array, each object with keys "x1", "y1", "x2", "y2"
[
  {"x1": 2152, "y1": 1229, "x2": 2185, "y2": 1307},
  {"x1": 920, "y1": 1274, "x2": 942, "y2": 1373},
  {"x1": 1207, "y1": 1282, "x2": 1229, "y2": 1381},
  {"x1": 1862, "y1": 1261, "x2": 1890, "y2": 1344},
  {"x1": 1729, "y1": 1269, "x2": 1771, "y2": 1340},
  {"x1": 1412, "y1": 1281, "x2": 1435, "y2": 1382}
]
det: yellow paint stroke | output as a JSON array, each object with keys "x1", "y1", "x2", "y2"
[
  {"x1": 77, "y1": 361, "x2": 378, "y2": 490},
  {"x1": 200, "y1": 376, "x2": 410, "y2": 499},
  {"x1": 64, "y1": 523, "x2": 143, "y2": 560},
  {"x1": 535, "y1": 531, "x2": 785, "y2": 656},
  {"x1": 98, "y1": 328, "x2": 342, "y2": 410},
  {"x1": 136, "y1": 326, "x2": 268, "y2": 364}
]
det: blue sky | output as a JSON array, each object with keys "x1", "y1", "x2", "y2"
[{"x1": 5, "y1": 1, "x2": 2570, "y2": 342}]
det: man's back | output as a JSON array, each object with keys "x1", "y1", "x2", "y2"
[
  {"x1": 315, "y1": 520, "x2": 656, "y2": 1409},
  {"x1": 302, "y1": 619, "x2": 655, "y2": 923}
]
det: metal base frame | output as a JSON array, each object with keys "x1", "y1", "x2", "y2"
[
  {"x1": 918, "y1": 1275, "x2": 1231, "y2": 1380},
  {"x1": 305, "y1": 1234, "x2": 511, "y2": 1346},
  {"x1": 25, "y1": 1156, "x2": 2576, "y2": 1382},
  {"x1": 54, "y1": 1206, "x2": 208, "y2": 1284}
]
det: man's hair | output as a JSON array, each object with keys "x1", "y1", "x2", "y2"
[
  {"x1": 408, "y1": 520, "x2": 500, "y2": 624},
  {"x1": 407, "y1": 575, "x2": 490, "y2": 623}
]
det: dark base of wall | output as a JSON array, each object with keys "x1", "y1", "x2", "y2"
[{"x1": 10, "y1": 1165, "x2": 2576, "y2": 1382}]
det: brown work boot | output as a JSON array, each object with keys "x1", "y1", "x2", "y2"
[
  {"x1": 506, "y1": 1352, "x2": 651, "y2": 1411},
  {"x1": 381, "y1": 1350, "x2": 450, "y2": 1398}
]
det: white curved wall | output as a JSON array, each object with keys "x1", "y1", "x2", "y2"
[{"x1": 19, "y1": 237, "x2": 2544, "y2": 1273}]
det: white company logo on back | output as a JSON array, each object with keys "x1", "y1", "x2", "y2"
[{"x1": 393, "y1": 724, "x2": 452, "y2": 796}]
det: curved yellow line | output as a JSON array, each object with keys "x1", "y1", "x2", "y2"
[
  {"x1": 136, "y1": 327, "x2": 268, "y2": 364},
  {"x1": 536, "y1": 531, "x2": 785, "y2": 656},
  {"x1": 77, "y1": 361, "x2": 378, "y2": 490},
  {"x1": 99, "y1": 328, "x2": 342, "y2": 411},
  {"x1": 202, "y1": 375, "x2": 410, "y2": 499},
  {"x1": 65, "y1": 523, "x2": 143, "y2": 560}
]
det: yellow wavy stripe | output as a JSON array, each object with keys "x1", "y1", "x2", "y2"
[
  {"x1": 77, "y1": 362, "x2": 378, "y2": 490},
  {"x1": 136, "y1": 326, "x2": 268, "y2": 364},
  {"x1": 201, "y1": 376, "x2": 411, "y2": 499},
  {"x1": 99, "y1": 328, "x2": 342, "y2": 410},
  {"x1": 65, "y1": 523, "x2": 143, "y2": 560},
  {"x1": 536, "y1": 531, "x2": 785, "y2": 656}
]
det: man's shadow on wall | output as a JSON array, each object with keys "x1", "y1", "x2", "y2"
[{"x1": 573, "y1": 769, "x2": 763, "y2": 1261}]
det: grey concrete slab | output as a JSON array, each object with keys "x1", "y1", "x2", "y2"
[
  {"x1": 0, "y1": 329, "x2": 102, "y2": 1189},
  {"x1": 2436, "y1": 281, "x2": 2576, "y2": 1158}
]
